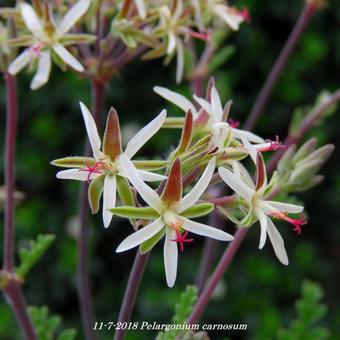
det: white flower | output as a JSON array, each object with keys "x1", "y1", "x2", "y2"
[
  {"x1": 218, "y1": 153, "x2": 306, "y2": 265},
  {"x1": 154, "y1": 85, "x2": 264, "y2": 150},
  {"x1": 8, "y1": 0, "x2": 90, "y2": 89},
  {"x1": 54, "y1": 102, "x2": 167, "y2": 228},
  {"x1": 114, "y1": 156, "x2": 233, "y2": 287}
]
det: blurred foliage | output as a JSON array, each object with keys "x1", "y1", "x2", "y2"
[{"x1": 0, "y1": 0, "x2": 339, "y2": 339}]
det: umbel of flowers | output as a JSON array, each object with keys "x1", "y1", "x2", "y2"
[{"x1": 50, "y1": 82, "x2": 332, "y2": 287}]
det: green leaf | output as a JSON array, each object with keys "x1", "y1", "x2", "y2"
[
  {"x1": 88, "y1": 174, "x2": 105, "y2": 214},
  {"x1": 180, "y1": 203, "x2": 214, "y2": 218},
  {"x1": 156, "y1": 286, "x2": 198, "y2": 340},
  {"x1": 16, "y1": 234, "x2": 55, "y2": 279},
  {"x1": 57, "y1": 329, "x2": 77, "y2": 340},
  {"x1": 51, "y1": 157, "x2": 95, "y2": 168},
  {"x1": 110, "y1": 206, "x2": 159, "y2": 219}
]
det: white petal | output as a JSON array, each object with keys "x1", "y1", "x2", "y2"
[
  {"x1": 102, "y1": 175, "x2": 116, "y2": 228},
  {"x1": 241, "y1": 137, "x2": 258, "y2": 164},
  {"x1": 57, "y1": 0, "x2": 90, "y2": 36},
  {"x1": 119, "y1": 154, "x2": 162, "y2": 213},
  {"x1": 137, "y1": 170, "x2": 167, "y2": 182},
  {"x1": 182, "y1": 218, "x2": 234, "y2": 241},
  {"x1": 8, "y1": 50, "x2": 31, "y2": 75},
  {"x1": 264, "y1": 201, "x2": 304, "y2": 214},
  {"x1": 218, "y1": 167, "x2": 254, "y2": 201},
  {"x1": 177, "y1": 158, "x2": 216, "y2": 213},
  {"x1": 21, "y1": 4, "x2": 44, "y2": 38},
  {"x1": 256, "y1": 208, "x2": 268, "y2": 249},
  {"x1": 266, "y1": 217, "x2": 289, "y2": 265},
  {"x1": 79, "y1": 102, "x2": 102, "y2": 159},
  {"x1": 153, "y1": 87, "x2": 198, "y2": 118},
  {"x1": 175, "y1": 38, "x2": 184, "y2": 84},
  {"x1": 56, "y1": 169, "x2": 99, "y2": 181},
  {"x1": 216, "y1": 7, "x2": 242, "y2": 31},
  {"x1": 52, "y1": 43, "x2": 84, "y2": 72},
  {"x1": 193, "y1": 95, "x2": 212, "y2": 116},
  {"x1": 30, "y1": 50, "x2": 51, "y2": 90},
  {"x1": 124, "y1": 109, "x2": 166, "y2": 158},
  {"x1": 167, "y1": 32, "x2": 176, "y2": 55},
  {"x1": 233, "y1": 129, "x2": 264, "y2": 144},
  {"x1": 164, "y1": 227, "x2": 178, "y2": 287},
  {"x1": 134, "y1": 0, "x2": 147, "y2": 19},
  {"x1": 211, "y1": 87, "x2": 223, "y2": 123},
  {"x1": 116, "y1": 218, "x2": 164, "y2": 252}
]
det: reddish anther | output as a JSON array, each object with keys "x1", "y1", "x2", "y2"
[{"x1": 171, "y1": 228, "x2": 194, "y2": 252}]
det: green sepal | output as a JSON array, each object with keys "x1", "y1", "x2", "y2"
[
  {"x1": 51, "y1": 156, "x2": 95, "y2": 168},
  {"x1": 16, "y1": 234, "x2": 55, "y2": 279},
  {"x1": 6, "y1": 35, "x2": 34, "y2": 47},
  {"x1": 59, "y1": 34, "x2": 96, "y2": 46},
  {"x1": 292, "y1": 138, "x2": 317, "y2": 164},
  {"x1": 180, "y1": 203, "x2": 214, "y2": 218},
  {"x1": 110, "y1": 206, "x2": 159, "y2": 219},
  {"x1": 116, "y1": 175, "x2": 136, "y2": 226},
  {"x1": 162, "y1": 117, "x2": 185, "y2": 129},
  {"x1": 133, "y1": 160, "x2": 168, "y2": 170},
  {"x1": 140, "y1": 228, "x2": 165, "y2": 254},
  {"x1": 277, "y1": 145, "x2": 296, "y2": 174},
  {"x1": 290, "y1": 159, "x2": 323, "y2": 184},
  {"x1": 263, "y1": 171, "x2": 279, "y2": 198},
  {"x1": 88, "y1": 174, "x2": 105, "y2": 214}
]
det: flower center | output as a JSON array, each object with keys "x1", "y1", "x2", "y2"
[
  {"x1": 28, "y1": 43, "x2": 44, "y2": 59},
  {"x1": 170, "y1": 222, "x2": 193, "y2": 252},
  {"x1": 79, "y1": 161, "x2": 108, "y2": 182}
]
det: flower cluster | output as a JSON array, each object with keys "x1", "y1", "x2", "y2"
[
  {"x1": 51, "y1": 83, "x2": 331, "y2": 287},
  {"x1": 1, "y1": 0, "x2": 249, "y2": 88}
]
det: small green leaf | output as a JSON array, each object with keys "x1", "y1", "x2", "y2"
[
  {"x1": 57, "y1": 329, "x2": 77, "y2": 340},
  {"x1": 88, "y1": 174, "x2": 105, "y2": 214},
  {"x1": 180, "y1": 203, "x2": 214, "y2": 218},
  {"x1": 16, "y1": 234, "x2": 55, "y2": 279},
  {"x1": 110, "y1": 206, "x2": 159, "y2": 219}
]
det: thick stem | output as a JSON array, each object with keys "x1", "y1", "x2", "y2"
[
  {"x1": 243, "y1": 4, "x2": 317, "y2": 131},
  {"x1": 114, "y1": 251, "x2": 150, "y2": 340},
  {"x1": 77, "y1": 80, "x2": 106, "y2": 340},
  {"x1": 1, "y1": 73, "x2": 37, "y2": 339}
]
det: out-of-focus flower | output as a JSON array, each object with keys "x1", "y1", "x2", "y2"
[
  {"x1": 112, "y1": 156, "x2": 233, "y2": 287},
  {"x1": 52, "y1": 103, "x2": 167, "y2": 228},
  {"x1": 8, "y1": 0, "x2": 92, "y2": 89},
  {"x1": 218, "y1": 151, "x2": 306, "y2": 265}
]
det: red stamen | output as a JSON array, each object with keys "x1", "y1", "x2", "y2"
[
  {"x1": 188, "y1": 29, "x2": 210, "y2": 41},
  {"x1": 170, "y1": 223, "x2": 193, "y2": 252},
  {"x1": 257, "y1": 136, "x2": 285, "y2": 152},
  {"x1": 227, "y1": 118, "x2": 240, "y2": 128},
  {"x1": 272, "y1": 212, "x2": 307, "y2": 235},
  {"x1": 79, "y1": 161, "x2": 106, "y2": 183}
]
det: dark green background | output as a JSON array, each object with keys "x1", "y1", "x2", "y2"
[{"x1": 0, "y1": 0, "x2": 339, "y2": 339}]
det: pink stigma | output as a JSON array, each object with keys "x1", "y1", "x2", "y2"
[
  {"x1": 79, "y1": 161, "x2": 106, "y2": 183},
  {"x1": 227, "y1": 118, "x2": 240, "y2": 128},
  {"x1": 188, "y1": 30, "x2": 210, "y2": 42},
  {"x1": 239, "y1": 8, "x2": 251, "y2": 23},
  {"x1": 272, "y1": 212, "x2": 307, "y2": 235},
  {"x1": 29, "y1": 43, "x2": 43, "y2": 58},
  {"x1": 171, "y1": 225, "x2": 193, "y2": 252}
]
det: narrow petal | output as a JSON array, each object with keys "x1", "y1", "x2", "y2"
[
  {"x1": 137, "y1": 170, "x2": 167, "y2": 182},
  {"x1": 266, "y1": 217, "x2": 289, "y2": 265},
  {"x1": 21, "y1": 4, "x2": 44, "y2": 38},
  {"x1": 233, "y1": 129, "x2": 264, "y2": 144},
  {"x1": 134, "y1": 0, "x2": 147, "y2": 19},
  {"x1": 264, "y1": 201, "x2": 304, "y2": 214},
  {"x1": 56, "y1": 168, "x2": 99, "y2": 181},
  {"x1": 164, "y1": 227, "x2": 178, "y2": 287},
  {"x1": 116, "y1": 218, "x2": 164, "y2": 252},
  {"x1": 79, "y1": 102, "x2": 102, "y2": 159},
  {"x1": 52, "y1": 43, "x2": 84, "y2": 72},
  {"x1": 177, "y1": 158, "x2": 216, "y2": 213},
  {"x1": 193, "y1": 95, "x2": 212, "y2": 116},
  {"x1": 211, "y1": 87, "x2": 223, "y2": 123},
  {"x1": 167, "y1": 32, "x2": 176, "y2": 55},
  {"x1": 175, "y1": 38, "x2": 184, "y2": 84},
  {"x1": 256, "y1": 209, "x2": 268, "y2": 249},
  {"x1": 242, "y1": 137, "x2": 258, "y2": 164},
  {"x1": 182, "y1": 218, "x2": 234, "y2": 241},
  {"x1": 30, "y1": 50, "x2": 51, "y2": 90},
  {"x1": 119, "y1": 154, "x2": 162, "y2": 213},
  {"x1": 102, "y1": 175, "x2": 116, "y2": 228},
  {"x1": 153, "y1": 86, "x2": 198, "y2": 118},
  {"x1": 218, "y1": 167, "x2": 254, "y2": 201},
  {"x1": 124, "y1": 109, "x2": 166, "y2": 158},
  {"x1": 8, "y1": 50, "x2": 31, "y2": 75},
  {"x1": 57, "y1": 0, "x2": 90, "y2": 36}
]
